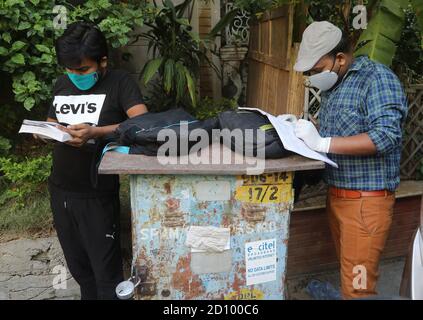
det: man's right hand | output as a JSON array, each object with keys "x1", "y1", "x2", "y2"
[{"x1": 295, "y1": 119, "x2": 332, "y2": 153}]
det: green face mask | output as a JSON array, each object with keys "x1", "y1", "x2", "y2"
[{"x1": 67, "y1": 71, "x2": 100, "y2": 91}]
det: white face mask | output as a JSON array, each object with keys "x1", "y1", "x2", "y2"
[
  {"x1": 306, "y1": 70, "x2": 339, "y2": 91},
  {"x1": 305, "y1": 56, "x2": 342, "y2": 91}
]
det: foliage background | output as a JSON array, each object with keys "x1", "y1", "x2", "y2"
[{"x1": 0, "y1": 0, "x2": 153, "y2": 234}]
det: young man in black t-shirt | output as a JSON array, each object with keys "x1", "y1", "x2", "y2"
[{"x1": 36, "y1": 22, "x2": 147, "y2": 299}]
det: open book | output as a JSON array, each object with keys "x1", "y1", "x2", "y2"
[{"x1": 19, "y1": 120, "x2": 72, "y2": 142}]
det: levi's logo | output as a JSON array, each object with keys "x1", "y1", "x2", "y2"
[
  {"x1": 53, "y1": 94, "x2": 106, "y2": 125},
  {"x1": 55, "y1": 102, "x2": 97, "y2": 114}
]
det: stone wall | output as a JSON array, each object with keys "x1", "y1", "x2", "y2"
[{"x1": 0, "y1": 236, "x2": 80, "y2": 300}]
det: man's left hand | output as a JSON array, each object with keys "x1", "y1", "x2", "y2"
[{"x1": 63, "y1": 123, "x2": 98, "y2": 148}]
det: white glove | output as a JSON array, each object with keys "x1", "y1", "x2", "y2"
[{"x1": 294, "y1": 119, "x2": 331, "y2": 153}]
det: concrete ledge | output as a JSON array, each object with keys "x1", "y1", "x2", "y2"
[{"x1": 99, "y1": 143, "x2": 325, "y2": 175}]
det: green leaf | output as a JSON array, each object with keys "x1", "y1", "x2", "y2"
[
  {"x1": 354, "y1": 0, "x2": 408, "y2": 66},
  {"x1": 141, "y1": 58, "x2": 163, "y2": 85},
  {"x1": 11, "y1": 41, "x2": 26, "y2": 52},
  {"x1": 40, "y1": 53, "x2": 52, "y2": 64},
  {"x1": 23, "y1": 97, "x2": 35, "y2": 111},
  {"x1": 118, "y1": 36, "x2": 129, "y2": 47},
  {"x1": 17, "y1": 21, "x2": 31, "y2": 30},
  {"x1": 188, "y1": 31, "x2": 200, "y2": 43},
  {"x1": 184, "y1": 67, "x2": 197, "y2": 107},
  {"x1": 28, "y1": 56, "x2": 41, "y2": 65},
  {"x1": 97, "y1": 0, "x2": 112, "y2": 9},
  {"x1": 164, "y1": 0, "x2": 176, "y2": 13},
  {"x1": 0, "y1": 47, "x2": 8, "y2": 56},
  {"x1": 163, "y1": 59, "x2": 175, "y2": 93},
  {"x1": 10, "y1": 53, "x2": 25, "y2": 65},
  {"x1": 35, "y1": 44, "x2": 50, "y2": 54},
  {"x1": 174, "y1": 62, "x2": 187, "y2": 102},
  {"x1": 22, "y1": 71, "x2": 35, "y2": 82},
  {"x1": 134, "y1": 17, "x2": 144, "y2": 26},
  {"x1": 35, "y1": 24, "x2": 44, "y2": 33},
  {"x1": 5, "y1": 0, "x2": 23, "y2": 7},
  {"x1": 176, "y1": 18, "x2": 190, "y2": 26},
  {"x1": 2, "y1": 32, "x2": 12, "y2": 43},
  {"x1": 175, "y1": 0, "x2": 192, "y2": 19}
]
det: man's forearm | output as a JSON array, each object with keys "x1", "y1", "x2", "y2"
[
  {"x1": 329, "y1": 133, "x2": 377, "y2": 155},
  {"x1": 93, "y1": 124, "x2": 120, "y2": 138}
]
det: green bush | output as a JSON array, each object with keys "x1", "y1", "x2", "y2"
[
  {"x1": 0, "y1": 137, "x2": 11, "y2": 157},
  {"x1": 0, "y1": 0, "x2": 151, "y2": 111},
  {"x1": 193, "y1": 97, "x2": 238, "y2": 120},
  {"x1": 0, "y1": 154, "x2": 52, "y2": 209},
  {"x1": 140, "y1": 0, "x2": 214, "y2": 110}
]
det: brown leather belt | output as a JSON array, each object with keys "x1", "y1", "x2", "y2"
[{"x1": 329, "y1": 186, "x2": 394, "y2": 199}]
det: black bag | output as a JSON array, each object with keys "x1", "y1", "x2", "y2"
[
  {"x1": 116, "y1": 108, "x2": 219, "y2": 156},
  {"x1": 218, "y1": 110, "x2": 291, "y2": 159}
]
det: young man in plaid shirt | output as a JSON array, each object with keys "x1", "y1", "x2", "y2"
[{"x1": 293, "y1": 21, "x2": 408, "y2": 299}]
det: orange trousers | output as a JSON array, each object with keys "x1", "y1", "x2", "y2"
[{"x1": 327, "y1": 191, "x2": 395, "y2": 299}]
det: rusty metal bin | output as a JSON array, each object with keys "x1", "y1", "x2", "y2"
[{"x1": 99, "y1": 144, "x2": 324, "y2": 300}]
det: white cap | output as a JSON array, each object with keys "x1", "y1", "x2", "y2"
[{"x1": 294, "y1": 21, "x2": 342, "y2": 72}]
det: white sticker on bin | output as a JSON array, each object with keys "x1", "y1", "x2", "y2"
[
  {"x1": 245, "y1": 238, "x2": 277, "y2": 286},
  {"x1": 186, "y1": 226, "x2": 231, "y2": 253},
  {"x1": 194, "y1": 181, "x2": 231, "y2": 201}
]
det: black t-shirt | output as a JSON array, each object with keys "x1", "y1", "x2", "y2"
[{"x1": 47, "y1": 69, "x2": 144, "y2": 194}]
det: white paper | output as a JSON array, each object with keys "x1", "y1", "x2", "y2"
[
  {"x1": 185, "y1": 226, "x2": 231, "y2": 253},
  {"x1": 239, "y1": 107, "x2": 338, "y2": 168},
  {"x1": 19, "y1": 120, "x2": 72, "y2": 142},
  {"x1": 245, "y1": 238, "x2": 277, "y2": 286},
  {"x1": 194, "y1": 181, "x2": 231, "y2": 201}
]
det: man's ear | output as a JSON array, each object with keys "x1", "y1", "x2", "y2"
[
  {"x1": 336, "y1": 53, "x2": 347, "y2": 67},
  {"x1": 100, "y1": 57, "x2": 108, "y2": 68}
]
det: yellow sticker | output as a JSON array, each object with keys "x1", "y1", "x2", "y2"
[
  {"x1": 235, "y1": 184, "x2": 292, "y2": 203},
  {"x1": 235, "y1": 173, "x2": 292, "y2": 204},
  {"x1": 239, "y1": 172, "x2": 292, "y2": 186},
  {"x1": 224, "y1": 288, "x2": 265, "y2": 300}
]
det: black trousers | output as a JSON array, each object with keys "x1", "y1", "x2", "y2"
[{"x1": 48, "y1": 183, "x2": 124, "y2": 300}]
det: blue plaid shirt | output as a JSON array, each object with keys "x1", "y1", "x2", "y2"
[{"x1": 319, "y1": 56, "x2": 408, "y2": 191}]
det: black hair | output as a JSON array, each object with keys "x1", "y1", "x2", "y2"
[
  {"x1": 55, "y1": 21, "x2": 108, "y2": 68},
  {"x1": 326, "y1": 30, "x2": 352, "y2": 57}
]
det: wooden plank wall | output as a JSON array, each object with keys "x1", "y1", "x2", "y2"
[
  {"x1": 195, "y1": 0, "x2": 221, "y2": 99},
  {"x1": 247, "y1": 5, "x2": 304, "y2": 116},
  {"x1": 287, "y1": 195, "x2": 422, "y2": 277},
  {"x1": 286, "y1": 43, "x2": 305, "y2": 116},
  {"x1": 198, "y1": 2, "x2": 214, "y2": 98}
]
